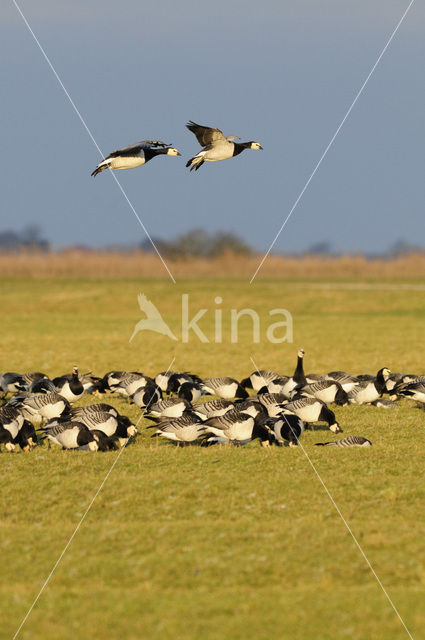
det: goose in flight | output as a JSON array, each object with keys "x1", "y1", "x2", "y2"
[
  {"x1": 91, "y1": 140, "x2": 181, "y2": 177},
  {"x1": 185, "y1": 121, "x2": 262, "y2": 171}
]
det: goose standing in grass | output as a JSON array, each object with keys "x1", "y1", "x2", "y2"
[
  {"x1": 185, "y1": 121, "x2": 262, "y2": 171},
  {"x1": 53, "y1": 367, "x2": 84, "y2": 403},
  {"x1": 131, "y1": 383, "x2": 162, "y2": 409},
  {"x1": 315, "y1": 436, "x2": 372, "y2": 447},
  {"x1": 202, "y1": 377, "x2": 248, "y2": 400},
  {"x1": 281, "y1": 349, "x2": 307, "y2": 397},
  {"x1": 70, "y1": 412, "x2": 137, "y2": 442},
  {"x1": 282, "y1": 397, "x2": 341, "y2": 433},
  {"x1": 145, "y1": 397, "x2": 191, "y2": 420},
  {"x1": 91, "y1": 140, "x2": 180, "y2": 176},
  {"x1": 9, "y1": 392, "x2": 70, "y2": 422},
  {"x1": 348, "y1": 368, "x2": 391, "y2": 405}
]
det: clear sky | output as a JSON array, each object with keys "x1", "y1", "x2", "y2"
[{"x1": 1, "y1": 1, "x2": 423, "y2": 253}]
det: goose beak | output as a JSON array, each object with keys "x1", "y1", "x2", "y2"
[
  {"x1": 176, "y1": 151, "x2": 182, "y2": 156},
  {"x1": 259, "y1": 145, "x2": 263, "y2": 150}
]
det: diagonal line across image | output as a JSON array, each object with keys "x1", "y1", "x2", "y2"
[
  {"x1": 12, "y1": 0, "x2": 176, "y2": 284},
  {"x1": 250, "y1": 0, "x2": 416, "y2": 284}
]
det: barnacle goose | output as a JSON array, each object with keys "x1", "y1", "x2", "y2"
[
  {"x1": 370, "y1": 398, "x2": 398, "y2": 408},
  {"x1": 0, "y1": 405, "x2": 25, "y2": 440},
  {"x1": 41, "y1": 421, "x2": 98, "y2": 450},
  {"x1": 315, "y1": 436, "x2": 372, "y2": 447},
  {"x1": 53, "y1": 367, "x2": 84, "y2": 403},
  {"x1": 185, "y1": 121, "x2": 262, "y2": 171},
  {"x1": 397, "y1": 381, "x2": 425, "y2": 406},
  {"x1": 91, "y1": 140, "x2": 180, "y2": 176},
  {"x1": 0, "y1": 424, "x2": 15, "y2": 451},
  {"x1": 109, "y1": 372, "x2": 154, "y2": 397},
  {"x1": 145, "y1": 397, "x2": 191, "y2": 420},
  {"x1": 262, "y1": 414, "x2": 305, "y2": 446},
  {"x1": 203, "y1": 409, "x2": 272, "y2": 446},
  {"x1": 240, "y1": 370, "x2": 281, "y2": 391},
  {"x1": 69, "y1": 403, "x2": 119, "y2": 418},
  {"x1": 14, "y1": 419, "x2": 38, "y2": 451},
  {"x1": 280, "y1": 349, "x2": 307, "y2": 397},
  {"x1": 177, "y1": 382, "x2": 202, "y2": 403},
  {"x1": 192, "y1": 399, "x2": 235, "y2": 420},
  {"x1": 150, "y1": 412, "x2": 206, "y2": 444},
  {"x1": 9, "y1": 392, "x2": 70, "y2": 422},
  {"x1": 295, "y1": 379, "x2": 348, "y2": 406},
  {"x1": 282, "y1": 397, "x2": 341, "y2": 432},
  {"x1": 326, "y1": 371, "x2": 360, "y2": 393},
  {"x1": 166, "y1": 372, "x2": 203, "y2": 394},
  {"x1": 72, "y1": 412, "x2": 137, "y2": 441},
  {"x1": 0, "y1": 372, "x2": 27, "y2": 394},
  {"x1": 202, "y1": 377, "x2": 248, "y2": 400},
  {"x1": 131, "y1": 384, "x2": 162, "y2": 409},
  {"x1": 347, "y1": 368, "x2": 391, "y2": 405}
]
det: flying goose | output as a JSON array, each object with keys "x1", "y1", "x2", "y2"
[
  {"x1": 281, "y1": 397, "x2": 341, "y2": 433},
  {"x1": 91, "y1": 140, "x2": 180, "y2": 176},
  {"x1": 315, "y1": 436, "x2": 372, "y2": 447},
  {"x1": 347, "y1": 368, "x2": 391, "y2": 405},
  {"x1": 202, "y1": 377, "x2": 248, "y2": 400},
  {"x1": 185, "y1": 121, "x2": 262, "y2": 171}
]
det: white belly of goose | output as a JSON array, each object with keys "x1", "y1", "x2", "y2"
[{"x1": 105, "y1": 156, "x2": 145, "y2": 170}]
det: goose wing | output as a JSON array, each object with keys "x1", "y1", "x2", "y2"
[
  {"x1": 105, "y1": 140, "x2": 170, "y2": 160},
  {"x1": 186, "y1": 121, "x2": 227, "y2": 146}
]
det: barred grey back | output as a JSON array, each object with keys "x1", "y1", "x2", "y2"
[{"x1": 316, "y1": 436, "x2": 372, "y2": 447}]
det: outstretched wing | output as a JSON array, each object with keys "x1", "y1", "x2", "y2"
[
  {"x1": 186, "y1": 121, "x2": 226, "y2": 146},
  {"x1": 137, "y1": 294, "x2": 162, "y2": 320},
  {"x1": 106, "y1": 140, "x2": 171, "y2": 160}
]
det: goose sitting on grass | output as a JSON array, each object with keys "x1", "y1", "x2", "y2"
[{"x1": 185, "y1": 121, "x2": 262, "y2": 171}]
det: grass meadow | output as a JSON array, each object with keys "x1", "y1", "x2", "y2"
[{"x1": 1, "y1": 274, "x2": 425, "y2": 639}]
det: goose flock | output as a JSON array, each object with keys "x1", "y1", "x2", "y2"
[
  {"x1": 1, "y1": 350, "x2": 423, "y2": 454},
  {"x1": 90, "y1": 121, "x2": 263, "y2": 176}
]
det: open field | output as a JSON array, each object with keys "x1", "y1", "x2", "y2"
[{"x1": 1, "y1": 276, "x2": 425, "y2": 639}]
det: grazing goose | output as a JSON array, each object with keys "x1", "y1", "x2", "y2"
[
  {"x1": 282, "y1": 398, "x2": 341, "y2": 433},
  {"x1": 233, "y1": 399, "x2": 268, "y2": 421},
  {"x1": 397, "y1": 381, "x2": 425, "y2": 406},
  {"x1": 146, "y1": 397, "x2": 191, "y2": 419},
  {"x1": 53, "y1": 367, "x2": 84, "y2": 403},
  {"x1": 240, "y1": 370, "x2": 281, "y2": 391},
  {"x1": 69, "y1": 403, "x2": 119, "y2": 418},
  {"x1": 326, "y1": 372, "x2": 360, "y2": 393},
  {"x1": 315, "y1": 436, "x2": 372, "y2": 447},
  {"x1": 40, "y1": 421, "x2": 98, "y2": 450},
  {"x1": 185, "y1": 121, "x2": 262, "y2": 171},
  {"x1": 0, "y1": 425, "x2": 15, "y2": 451},
  {"x1": 166, "y1": 372, "x2": 203, "y2": 394},
  {"x1": 256, "y1": 393, "x2": 289, "y2": 417},
  {"x1": 202, "y1": 377, "x2": 248, "y2": 400},
  {"x1": 72, "y1": 412, "x2": 137, "y2": 441},
  {"x1": 192, "y1": 399, "x2": 235, "y2": 420},
  {"x1": 263, "y1": 414, "x2": 305, "y2": 447},
  {"x1": 150, "y1": 412, "x2": 206, "y2": 444},
  {"x1": 14, "y1": 419, "x2": 38, "y2": 451},
  {"x1": 91, "y1": 140, "x2": 180, "y2": 176},
  {"x1": 112, "y1": 373, "x2": 155, "y2": 397},
  {"x1": 131, "y1": 384, "x2": 162, "y2": 409},
  {"x1": 0, "y1": 405, "x2": 25, "y2": 439},
  {"x1": 348, "y1": 368, "x2": 391, "y2": 405},
  {"x1": 0, "y1": 372, "x2": 27, "y2": 395},
  {"x1": 203, "y1": 409, "x2": 272, "y2": 447},
  {"x1": 29, "y1": 377, "x2": 56, "y2": 394},
  {"x1": 295, "y1": 379, "x2": 348, "y2": 406},
  {"x1": 177, "y1": 382, "x2": 202, "y2": 403},
  {"x1": 9, "y1": 392, "x2": 70, "y2": 422}
]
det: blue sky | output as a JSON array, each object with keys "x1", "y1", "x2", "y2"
[{"x1": 1, "y1": 1, "x2": 423, "y2": 253}]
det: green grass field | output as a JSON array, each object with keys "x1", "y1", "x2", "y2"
[{"x1": 1, "y1": 277, "x2": 424, "y2": 639}]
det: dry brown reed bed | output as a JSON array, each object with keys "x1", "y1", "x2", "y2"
[{"x1": 1, "y1": 250, "x2": 425, "y2": 279}]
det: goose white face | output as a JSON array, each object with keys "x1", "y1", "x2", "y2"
[
  {"x1": 298, "y1": 349, "x2": 305, "y2": 358},
  {"x1": 382, "y1": 368, "x2": 391, "y2": 379},
  {"x1": 166, "y1": 147, "x2": 181, "y2": 156},
  {"x1": 250, "y1": 142, "x2": 263, "y2": 150}
]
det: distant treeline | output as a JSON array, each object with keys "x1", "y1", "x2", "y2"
[{"x1": 1, "y1": 225, "x2": 424, "y2": 259}]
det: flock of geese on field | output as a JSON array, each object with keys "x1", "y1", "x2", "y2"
[
  {"x1": 91, "y1": 121, "x2": 262, "y2": 176},
  {"x1": 1, "y1": 350, "x2": 424, "y2": 453}
]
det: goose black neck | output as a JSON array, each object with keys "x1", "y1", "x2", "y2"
[
  {"x1": 375, "y1": 369, "x2": 387, "y2": 394},
  {"x1": 232, "y1": 142, "x2": 251, "y2": 157},
  {"x1": 293, "y1": 355, "x2": 306, "y2": 384},
  {"x1": 144, "y1": 147, "x2": 168, "y2": 162}
]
